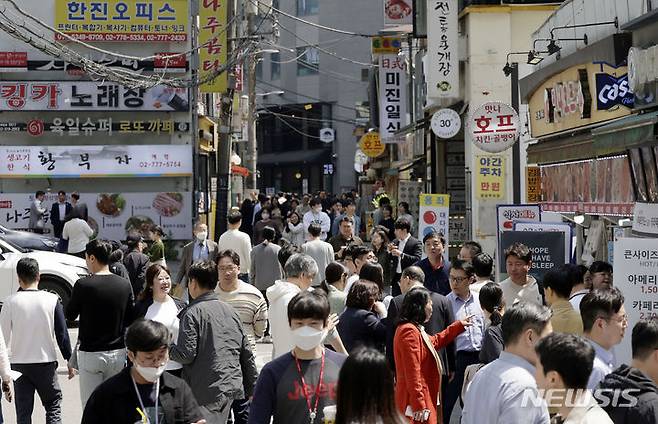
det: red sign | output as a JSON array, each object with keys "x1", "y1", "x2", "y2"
[
  {"x1": 155, "y1": 53, "x2": 187, "y2": 70},
  {"x1": 26, "y1": 119, "x2": 44, "y2": 137},
  {"x1": 0, "y1": 200, "x2": 12, "y2": 209},
  {"x1": 0, "y1": 52, "x2": 27, "y2": 70}
]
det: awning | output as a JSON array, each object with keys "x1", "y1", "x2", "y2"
[
  {"x1": 592, "y1": 111, "x2": 658, "y2": 156},
  {"x1": 527, "y1": 133, "x2": 595, "y2": 164},
  {"x1": 258, "y1": 149, "x2": 329, "y2": 165},
  {"x1": 231, "y1": 165, "x2": 249, "y2": 177}
]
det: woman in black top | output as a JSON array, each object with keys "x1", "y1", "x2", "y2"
[
  {"x1": 371, "y1": 230, "x2": 392, "y2": 292},
  {"x1": 377, "y1": 205, "x2": 396, "y2": 240},
  {"x1": 478, "y1": 282, "x2": 506, "y2": 364},
  {"x1": 336, "y1": 280, "x2": 387, "y2": 354}
]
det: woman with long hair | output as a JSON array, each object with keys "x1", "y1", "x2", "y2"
[
  {"x1": 337, "y1": 280, "x2": 387, "y2": 354},
  {"x1": 394, "y1": 287, "x2": 471, "y2": 424},
  {"x1": 320, "y1": 262, "x2": 348, "y2": 315},
  {"x1": 478, "y1": 282, "x2": 506, "y2": 364},
  {"x1": 282, "y1": 211, "x2": 305, "y2": 247},
  {"x1": 371, "y1": 230, "x2": 392, "y2": 293},
  {"x1": 334, "y1": 347, "x2": 405, "y2": 424}
]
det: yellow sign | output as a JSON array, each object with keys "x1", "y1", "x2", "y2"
[
  {"x1": 199, "y1": 0, "x2": 228, "y2": 93},
  {"x1": 526, "y1": 166, "x2": 541, "y2": 203},
  {"x1": 359, "y1": 132, "x2": 386, "y2": 158},
  {"x1": 371, "y1": 36, "x2": 402, "y2": 54},
  {"x1": 475, "y1": 155, "x2": 505, "y2": 200},
  {"x1": 527, "y1": 62, "x2": 630, "y2": 138},
  {"x1": 54, "y1": 0, "x2": 188, "y2": 42}
]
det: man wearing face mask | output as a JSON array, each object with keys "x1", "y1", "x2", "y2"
[
  {"x1": 249, "y1": 291, "x2": 347, "y2": 424},
  {"x1": 303, "y1": 198, "x2": 331, "y2": 241},
  {"x1": 82, "y1": 319, "x2": 205, "y2": 424},
  {"x1": 175, "y1": 223, "x2": 219, "y2": 297}
]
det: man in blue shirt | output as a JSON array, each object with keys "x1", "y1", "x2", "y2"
[{"x1": 414, "y1": 230, "x2": 451, "y2": 295}]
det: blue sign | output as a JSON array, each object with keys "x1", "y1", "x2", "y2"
[{"x1": 596, "y1": 73, "x2": 634, "y2": 110}]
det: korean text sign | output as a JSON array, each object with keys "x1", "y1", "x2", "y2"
[
  {"x1": 476, "y1": 155, "x2": 505, "y2": 200},
  {"x1": 0, "y1": 82, "x2": 189, "y2": 111},
  {"x1": 469, "y1": 102, "x2": 519, "y2": 153},
  {"x1": 419, "y1": 194, "x2": 450, "y2": 261},
  {"x1": 0, "y1": 118, "x2": 189, "y2": 137},
  {"x1": 427, "y1": 1, "x2": 458, "y2": 99},
  {"x1": 55, "y1": 0, "x2": 188, "y2": 42},
  {"x1": 0, "y1": 145, "x2": 193, "y2": 178},
  {"x1": 199, "y1": 0, "x2": 228, "y2": 93},
  {"x1": 379, "y1": 55, "x2": 408, "y2": 143}
]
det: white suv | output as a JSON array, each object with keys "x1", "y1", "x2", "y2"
[{"x1": 0, "y1": 237, "x2": 88, "y2": 310}]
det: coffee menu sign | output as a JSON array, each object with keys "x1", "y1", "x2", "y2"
[{"x1": 528, "y1": 62, "x2": 631, "y2": 138}]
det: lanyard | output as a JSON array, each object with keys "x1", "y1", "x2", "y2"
[
  {"x1": 131, "y1": 376, "x2": 159, "y2": 424},
  {"x1": 293, "y1": 350, "x2": 325, "y2": 424}
]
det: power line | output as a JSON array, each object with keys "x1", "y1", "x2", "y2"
[
  {"x1": 271, "y1": 113, "x2": 322, "y2": 139},
  {"x1": 256, "y1": 78, "x2": 360, "y2": 113},
  {"x1": 260, "y1": 106, "x2": 357, "y2": 126}
]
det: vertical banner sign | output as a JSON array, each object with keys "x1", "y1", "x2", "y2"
[
  {"x1": 427, "y1": 1, "x2": 458, "y2": 99},
  {"x1": 613, "y1": 238, "x2": 658, "y2": 365},
  {"x1": 199, "y1": 0, "x2": 228, "y2": 93},
  {"x1": 476, "y1": 155, "x2": 505, "y2": 200},
  {"x1": 419, "y1": 194, "x2": 450, "y2": 260},
  {"x1": 379, "y1": 55, "x2": 408, "y2": 144},
  {"x1": 526, "y1": 166, "x2": 541, "y2": 202}
]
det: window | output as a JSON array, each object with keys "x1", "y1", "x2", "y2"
[
  {"x1": 256, "y1": 60, "x2": 263, "y2": 79},
  {"x1": 297, "y1": 47, "x2": 319, "y2": 76},
  {"x1": 296, "y1": 0, "x2": 318, "y2": 15},
  {"x1": 271, "y1": 52, "x2": 280, "y2": 80}
]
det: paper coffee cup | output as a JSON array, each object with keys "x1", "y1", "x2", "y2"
[{"x1": 323, "y1": 405, "x2": 336, "y2": 424}]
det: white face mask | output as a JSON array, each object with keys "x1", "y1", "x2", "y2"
[
  {"x1": 195, "y1": 231, "x2": 208, "y2": 242},
  {"x1": 291, "y1": 325, "x2": 327, "y2": 351},
  {"x1": 134, "y1": 362, "x2": 167, "y2": 383}
]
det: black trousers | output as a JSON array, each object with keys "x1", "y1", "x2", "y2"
[
  {"x1": 12, "y1": 362, "x2": 62, "y2": 424},
  {"x1": 443, "y1": 350, "x2": 480, "y2": 421},
  {"x1": 392, "y1": 272, "x2": 402, "y2": 296},
  {"x1": 228, "y1": 398, "x2": 250, "y2": 424}
]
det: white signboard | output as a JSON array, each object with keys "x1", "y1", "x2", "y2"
[
  {"x1": 427, "y1": 1, "x2": 458, "y2": 99},
  {"x1": 497, "y1": 204, "x2": 541, "y2": 233},
  {"x1": 0, "y1": 145, "x2": 193, "y2": 178},
  {"x1": 384, "y1": 0, "x2": 413, "y2": 26},
  {"x1": 470, "y1": 102, "x2": 520, "y2": 153},
  {"x1": 379, "y1": 55, "x2": 408, "y2": 143},
  {"x1": 419, "y1": 194, "x2": 450, "y2": 261},
  {"x1": 319, "y1": 128, "x2": 335, "y2": 143},
  {"x1": 513, "y1": 221, "x2": 573, "y2": 264},
  {"x1": 431, "y1": 108, "x2": 461, "y2": 138},
  {"x1": 632, "y1": 202, "x2": 658, "y2": 236},
  {"x1": 0, "y1": 81, "x2": 189, "y2": 111},
  {"x1": 613, "y1": 237, "x2": 658, "y2": 365},
  {"x1": 0, "y1": 192, "x2": 193, "y2": 240}
]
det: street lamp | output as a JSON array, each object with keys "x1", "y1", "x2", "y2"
[{"x1": 527, "y1": 51, "x2": 544, "y2": 65}]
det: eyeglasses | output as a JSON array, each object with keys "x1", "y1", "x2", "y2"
[{"x1": 449, "y1": 276, "x2": 470, "y2": 284}]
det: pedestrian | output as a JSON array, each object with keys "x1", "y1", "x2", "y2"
[
  {"x1": 344, "y1": 245, "x2": 377, "y2": 294},
  {"x1": 393, "y1": 287, "x2": 470, "y2": 424},
  {"x1": 376, "y1": 205, "x2": 395, "y2": 240},
  {"x1": 443, "y1": 259, "x2": 486, "y2": 420},
  {"x1": 330, "y1": 200, "x2": 361, "y2": 237},
  {"x1": 589, "y1": 261, "x2": 613, "y2": 290},
  {"x1": 65, "y1": 239, "x2": 135, "y2": 407},
  {"x1": 0, "y1": 326, "x2": 11, "y2": 424},
  {"x1": 239, "y1": 191, "x2": 257, "y2": 241},
  {"x1": 250, "y1": 226, "x2": 283, "y2": 302},
  {"x1": 320, "y1": 262, "x2": 348, "y2": 315},
  {"x1": 252, "y1": 194, "x2": 270, "y2": 227},
  {"x1": 337, "y1": 280, "x2": 387, "y2": 354},
  {"x1": 457, "y1": 241, "x2": 482, "y2": 262},
  {"x1": 543, "y1": 265, "x2": 584, "y2": 335},
  {"x1": 328, "y1": 216, "x2": 363, "y2": 261},
  {"x1": 218, "y1": 211, "x2": 252, "y2": 283},
  {"x1": 61, "y1": 210, "x2": 93, "y2": 258},
  {"x1": 282, "y1": 211, "x2": 305, "y2": 247},
  {"x1": 68, "y1": 192, "x2": 88, "y2": 222},
  {"x1": 371, "y1": 230, "x2": 392, "y2": 292},
  {"x1": 253, "y1": 207, "x2": 282, "y2": 245},
  {"x1": 359, "y1": 262, "x2": 386, "y2": 303},
  {"x1": 598, "y1": 318, "x2": 658, "y2": 423},
  {"x1": 82, "y1": 319, "x2": 205, "y2": 424},
  {"x1": 248, "y1": 291, "x2": 347, "y2": 424},
  {"x1": 147, "y1": 224, "x2": 167, "y2": 267},
  {"x1": 534, "y1": 333, "x2": 612, "y2": 424},
  {"x1": 500, "y1": 242, "x2": 543, "y2": 307},
  {"x1": 580, "y1": 287, "x2": 627, "y2": 390},
  {"x1": 478, "y1": 282, "x2": 505, "y2": 364},
  {"x1": 397, "y1": 202, "x2": 414, "y2": 236},
  {"x1": 108, "y1": 243, "x2": 130, "y2": 281},
  {"x1": 135, "y1": 264, "x2": 186, "y2": 376},
  {"x1": 372, "y1": 195, "x2": 390, "y2": 228},
  {"x1": 174, "y1": 222, "x2": 219, "y2": 297},
  {"x1": 28, "y1": 190, "x2": 47, "y2": 234},
  {"x1": 123, "y1": 234, "x2": 151, "y2": 298},
  {"x1": 334, "y1": 347, "x2": 405, "y2": 424},
  {"x1": 414, "y1": 230, "x2": 451, "y2": 296},
  {"x1": 266, "y1": 253, "x2": 347, "y2": 359},
  {"x1": 296, "y1": 194, "x2": 311, "y2": 216},
  {"x1": 327, "y1": 199, "x2": 344, "y2": 231},
  {"x1": 170, "y1": 260, "x2": 258, "y2": 424},
  {"x1": 461, "y1": 302, "x2": 553, "y2": 424},
  {"x1": 389, "y1": 218, "x2": 423, "y2": 297},
  {"x1": 301, "y1": 223, "x2": 334, "y2": 286},
  {"x1": 303, "y1": 198, "x2": 331, "y2": 241},
  {"x1": 469, "y1": 252, "x2": 495, "y2": 295},
  {"x1": 49, "y1": 190, "x2": 72, "y2": 247},
  {"x1": 216, "y1": 250, "x2": 268, "y2": 424},
  {"x1": 569, "y1": 265, "x2": 591, "y2": 311},
  {"x1": 0, "y1": 257, "x2": 73, "y2": 424}
]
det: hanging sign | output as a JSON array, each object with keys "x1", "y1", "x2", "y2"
[
  {"x1": 379, "y1": 55, "x2": 408, "y2": 143},
  {"x1": 199, "y1": 0, "x2": 228, "y2": 93},
  {"x1": 359, "y1": 132, "x2": 386, "y2": 158},
  {"x1": 384, "y1": 0, "x2": 413, "y2": 26},
  {"x1": 419, "y1": 194, "x2": 450, "y2": 261},
  {"x1": 475, "y1": 155, "x2": 505, "y2": 200},
  {"x1": 427, "y1": 1, "x2": 458, "y2": 99},
  {"x1": 469, "y1": 102, "x2": 519, "y2": 153},
  {"x1": 430, "y1": 108, "x2": 460, "y2": 138}
]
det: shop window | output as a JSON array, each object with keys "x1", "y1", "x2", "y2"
[
  {"x1": 271, "y1": 52, "x2": 280, "y2": 80},
  {"x1": 642, "y1": 147, "x2": 658, "y2": 202},
  {"x1": 629, "y1": 149, "x2": 648, "y2": 202}
]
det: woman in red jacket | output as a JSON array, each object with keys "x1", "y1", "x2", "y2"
[{"x1": 393, "y1": 287, "x2": 472, "y2": 424}]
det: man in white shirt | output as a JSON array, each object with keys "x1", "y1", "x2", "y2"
[
  {"x1": 569, "y1": 264, "x2": 591, "y2": 311},
  {"x1": 470, "y1": 252, "x2": 495, "y2": 295},
  {"x1": 218, "y1": 211, "x2": 252, "y2": 283},
  {"x1": 462, "y1": 302, "x2": 553, "y2": 424},
  {"x1": 301, "y1": 224, "x2": 334, "y2": 286},
  {"x1": 580, "y1": 287, "x2": 627, "y2": 390},
  {"x1": 302, "y1": 198, "x2": 331, "y2": 241},
  {"x1": 500, "y1": 242, "x2": 543, "y2": 307}
]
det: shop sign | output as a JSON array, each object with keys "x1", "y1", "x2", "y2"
[
  {"x1": 528, "y1": 63, "x2": 631, "y2": 138},
  {"x1": 0, "y1": 118, "x2": 189, "y2": 137},
  {"x1": 469, "y1": 102, "x2": 519, "y2": 153},
  {"x1": 379, "y1": 55, "x2": 408, "y2": 143},
  {"x1": 319, "y1": 128, "x2": 335, "y2": 143},
  {"x1": 359, "y1": 132, "x2": 386, "y2": 158},
  {"x1": 199, "y1": 0, "x2": 228, "y2": 93},
  {"x1": 430, "y1": 108, "x2": 460, "y2": 139},
  {"x1": 3, "y1": 56, "x2": 188, "y2": 74},
  {"x1": 54, "y1": 0, "x2": 188, "y2": 42},
  {"x1": 497, "y1": 204, "x2": 540, "y2": 233},
  {"x1": 427, "y1": 1, "x2": 458, "y2": 99},
  {"x1": 475, "y1": 155, "x2": 505, "y2": 200},
  {"x1": 384, "y1": 0, "x2": 412, "y2": 26},
  {"x1": 632, "y1": 202, "x2": 658, "y2": 236},
  {"x1": 371, "y1": 36, "x2": 403, "y2": 55},
  {"x1": 419, "y1": 194, "x2": 450, "y2": 261},
  {"x1": 526, "y1": 166, "x2": 541, "y2": 203},
  {"x1": 513, "y1": 221, "x2": 573, "y2": 264},
  {"x1": 0, "y1": 145, "x2": 193, "y2": 178},
  {"x1": 0, "y1": 191, "x2": 192, "y2": 240},
  {"x1": 499, "y1": 231, "x2": 565, "y2": 282},
  {"x1": 0, "y1": 52, "x2": 27, "y2": 72},
  {"x1": 541, "y1": 202, "x2": 634, "y2": 215}
]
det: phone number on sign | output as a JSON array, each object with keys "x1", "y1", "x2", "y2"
[
  {"x1": 139, "y1": 161, "x2": 182, "y2": 169},
  {"x1": 56, "y1": 33, "x2": 187, "y2": 42}
]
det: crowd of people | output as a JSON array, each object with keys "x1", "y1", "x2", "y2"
[{"x1": 1, "y1": 189, "x2": 656, "y2": 424}]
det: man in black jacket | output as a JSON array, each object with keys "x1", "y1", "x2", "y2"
[
  {"x1": 598, "y1": 319, "x2": 658, "y2": 423},
  {"x1": 389, "y1": 217, "x2": 423, "y2": 296},
  {"x1": 83, "y1": 319, "x2": 204, "y2": 424},
  {"x1": 50, "y1": 190, "x2": 72, "y2": 240},
  {"x1": 123, "y1": 234, "x2": 151, "y2": 297}
]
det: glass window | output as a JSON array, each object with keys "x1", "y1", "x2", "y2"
[
  {"x1": 271, "y1": 52, "x2": 280, "y2": 80},
  {"x1": 297, "y1": 47, "x2": 319, "y2": 76},
  {"x1": 256, "y1": 60, "x2": 263, "y2": 79},
  {"x1": 296, "y1": 0, "x2": 318, "y2": 16}
]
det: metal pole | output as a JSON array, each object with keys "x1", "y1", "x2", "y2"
[
  {"x1": 190, "y1": 0, "x2": 199, "y2": 222},
  {"x1": 511, "y1": 62, "x2": 521, "y2": 204}
]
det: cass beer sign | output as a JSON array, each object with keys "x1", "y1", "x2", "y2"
[{"x1": 528, "y1": 63, "x2": 631, "y2": 138}]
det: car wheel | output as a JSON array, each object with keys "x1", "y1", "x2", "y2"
[{"x1": 39, "y1": 277, "x2": 71, "y2": 310}]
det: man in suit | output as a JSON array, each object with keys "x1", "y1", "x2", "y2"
[
  {"x1": 29, "y1": 190, "x2": 47, "y2": 234},
  {"x1": 50, "y1": 190, "x2": 72, "y2": 239},
  {"x1": 386, "y1": 266, "x2": 456, "y2": 412},
  {"x1": 175, "y1": 223, "x2": 219, "y2": 291},
  {"x1": 389, "y1": 217, "x2": 423, "y2": 296}
]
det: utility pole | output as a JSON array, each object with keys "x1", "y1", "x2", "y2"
[{"x1": 245, "y1": 13, "x2": 258, "y2": 190}]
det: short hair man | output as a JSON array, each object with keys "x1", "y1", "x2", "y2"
[
  {"x1": 29, "y1": 190, "x2": 47, "y2": 233},
  {"x1": 580, "y1": 287, "x2": 627, "y2": 390},
  {"x1": 462, "y1": 302, "x2": 553, "y2": 424},
  {"x1": 470, "y1": 252, "x2": 494, "y2": 295},
  {"x1": 458, "y1": 241, "x2": 482, "y2": 262},
  {"x1": 218, "y1": 211, "x2": 252, "y2": 283},
  {"x1": 170, "y1": 260, "x2": 257, "y2": 423},
  {"x1": 82, "y1": 319, "x2": 204, "y2": 423},
  {"x1": 569, "y1": 264, "x2": 591, "y2": 311},
  {"x1": 534, "y1": 333, "x2": 612, "y2": 423},
  {"x1": 543, "y1": 265, "x2": 584, "y2": 335},
  {"x1": 50, "y1": 190, "x2": 72, "y2": 240},
  {"x1": 343, "y1": 245, "x2": 376, "y2": 294},
  {"x1": 251, "y1": 226, "x2": 283, "y2": 297},
  {"x1": 414, "y1": 230, "x2": 451, "y2": 296},
  {"x1": 302, "y1": 199, "x2": 331, "y2": 241},
  {"x1": 301, "y1": 223, "x2": 335, "y2": 285},
  {"x1": 331, "y1": 199, "x2": 361, "y2": 237},
  {"x1": 599, "y1": 319, "x2": 658, "y2": 423},
  {"x1": 328, "y1": 216, "x2": 363, "y2": 260},
  {"x1": 389, "y1": 218, "x2": 423, "y2": 296},
  {"x1": 589, "y1": 261, "x2": 613, "y2": 290},
  {"x1": 175, "y1": 222, "x2": 219, "y2": 289},
  {"x1": 500, "y1": 242, "x2": 543, "y2": 307}
]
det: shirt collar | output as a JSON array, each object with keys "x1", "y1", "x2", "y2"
[
  {"x1": 448, "y1": 291, "x2": 473, "y2": 304},
  {"x1": 498, "y1": 351, "x2": 536, "y2": 376},
  {"x1": 569, "y1": 289, "x2": 589, "y2": 300},
  {"x1": 401, "y1": 234, "x2": 411, "y2": 243},
  {"x1": 588, "y1": 339, "x2": 614, "y2": 365}
]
